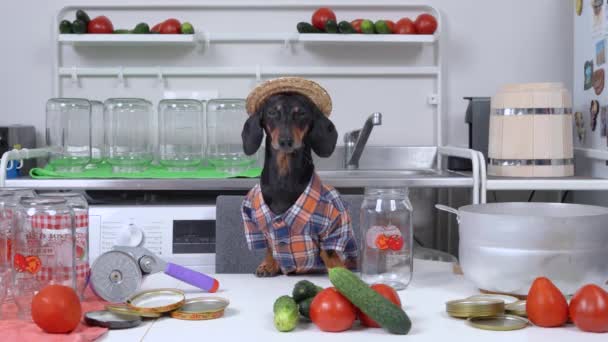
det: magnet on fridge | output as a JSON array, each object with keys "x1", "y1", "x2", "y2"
[
  {"x1": 585, "y1": 60, "x2": 594, "y2": 90},
  {"x1": 591, "y1": 100, "x2": 600, "y2": 131},
  {"x1": 577, "y1": 0, "x2": 583, "y2": 16},
  {"x1": 593, "y1": 68, "x2": 605, "y2": 95},
  {"x1": 592, "y1": 0, "x2": 604, "y2": 31},
  {"x1": 575, "y1": 111, "x2": 586, "y2": 142},
  {"x1": 597, "y1": 40, "x2": 606, "y2": 66},
  {"x1": 601, "y1": 106, "x2": 607, "y2": 137}
]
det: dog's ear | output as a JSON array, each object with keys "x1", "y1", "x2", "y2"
[
  {"x1": 308, "y1": 108, "x2": 338, "y2": 158},
  {"x1": 242, "y1": 113, "x2": 264, "y2": 156}
]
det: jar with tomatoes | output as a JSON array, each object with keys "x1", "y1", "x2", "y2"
[
  {"x1": 360, "y1": 187, "x2": 413, "y2": 290},
  {"x1": 12, "y1": 198, "x2": 77, "y2": 320}
]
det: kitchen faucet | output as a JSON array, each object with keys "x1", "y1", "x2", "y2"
[{"x1": 344, "y1": 112, "x2": 382, "y2": 169}]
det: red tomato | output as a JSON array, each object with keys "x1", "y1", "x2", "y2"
[
  {"x1": 312, "y1": 8, "x2": 337, "y2": 31},
  {"x1": 375, "y1": 235, "x2": 389, "y2": 250},
  {"x1": 310, "y1": 287, "x2": 356, "y2": 332},
  {"x1": 385, "y1": 20, "x2": 396, "y2": 33},
  {"x1": 569, "y1": 284, "x2": 608, "y2": 333},
  {"x1": 350, "y1": 19, "x2": 364, "y2": 33},
  {"x1": 14, "y1": 253, "x2": 27, "y2": 272},
  {"x1": 359, "y1": 284, "x2": 402, "y2": 327},
  {"x1": 395, "y1": 18, "x2": 417, "y2": 34},
  {"x1": 87, "y1": 16, "x2": 114, "y2": 34},
  {"x1": 32, "y1": 285, "x2": 82, "y2": 333},
  {"x1": 151, "y1": 23, "x2": 162, "y2": 33},
  {"x1": 160, "y1": 18, "x2": 181, "y2": 34},
  {"x1": 414, "y1": 13, "x2": 437, "y2": 34},
  {"x1": 526, "y1": 277, "x2": 569, "y2": 327}
]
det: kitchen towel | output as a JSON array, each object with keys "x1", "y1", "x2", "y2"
[
  {"x1": 30, "y1": 162, "x2": 262, "y2": 179},
  {"x1": 0, "y1": 287, "x2": 108, "y2": 342}
]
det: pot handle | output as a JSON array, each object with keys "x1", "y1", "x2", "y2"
[{"x1": 435, "y1": 204, "x2": 460, "y2": 217}]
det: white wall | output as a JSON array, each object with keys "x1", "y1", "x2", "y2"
[{"x1": 0, "y1": 0, "x2": 573, "y2": 148}]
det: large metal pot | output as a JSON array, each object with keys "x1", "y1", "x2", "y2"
[{"x1": 437, "y1": 202, "x2": 608, "y2": 296}]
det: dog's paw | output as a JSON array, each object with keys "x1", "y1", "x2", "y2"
[{"x1": 254, "y1": 260, "x2": 281, "y2": 277}]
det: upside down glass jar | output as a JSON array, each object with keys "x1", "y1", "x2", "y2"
[
  {"x1": 104, "y1": 98, "x2": 154, "y2": 173},
  {"x1": 360, "y1": 187, "x2": 413, "y2": 291},
  {"x1": 12, "y1": 198, "x2": 76, "y2": 320},
  {"x1": 158, "y1": 99, "x2": 205, "y2": 171},
  {"x1": 39, "y1": 192, "x2": 89, "y2": 299}
]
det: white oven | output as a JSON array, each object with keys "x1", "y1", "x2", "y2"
[{"x1": 88, "y1": 205, "x2": 216, "y2": 273}]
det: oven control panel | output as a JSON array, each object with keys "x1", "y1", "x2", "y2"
[{"x1": 89, "y1": 205, "x2": 216, "y2": 272}]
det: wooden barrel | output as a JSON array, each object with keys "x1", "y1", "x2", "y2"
[{"x1": 488, "y1": 83, "x2": 574, "y2": 177}]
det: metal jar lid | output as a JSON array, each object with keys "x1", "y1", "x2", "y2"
[
  {"x1": 446, "y1": 298, "x2": 505, "y2": 318},
  {"x1": 84, "y1": 310, "x2": 142, "y2": 329},
  {"x1": 170, "y1": 297, "x2": 230, "y2": 321},
  {"x1": 127, "y1": 288, "x2": 186, "y2": 314},
  {"x1": 467, "y1": 315, "x2": 529, "y2": 331},
  {"x1": 505, "y1": 300, "x2": 527, "y2": 317},
  {"x1": 106, "y1": 303, "x2": 162, "y2": 318}
]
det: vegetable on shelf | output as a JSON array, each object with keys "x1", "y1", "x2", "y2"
[
  {"x1": 59, "y1": 20, "x2": 72, "y2": 34},
  {"x1": 324, "y1": 19, "x2": 339, "y2": 34},
  {"x1": 273, "y1": 295, "x2": 299, "y2": 332},
  {"x1": 414, "y1": 13, "x2": 438, "y2": 35},
  {"x1": 312, "y1": 7, "x2": 337, "y2": 31},
  {"x1": 338, "y1": 21, "x2": 356, "y2": 34},
  {"x1": 350, "y1": 19, "x2": 364, "y2": 33},
  {"x1": 395, "y1": 18, "x2": 417, "y2": 34},
  {"x1": 132, "y1": 23, "x2": 150, "y2": 34},
  {"x1": 88, "y1": 16, "x2": 114, "y2": 34},
  {"x1": 569, "y1": 284, "x2": 608, "y2": 333},
  {"x1": 160, "y1": 18, "x2": 182, "y2": 34},
  {"x1": 297, "y1": 22, "x2": 322, "y2": 34},
  {"x1": 374, "y1": 20, "x2": 392, "y2": 34},
  {"x1": 360, "y1": 19, "x2": 375, "y2": 34},
  {"x1": 526, "y1": 277, "x2": 569, "y2": 327},
  {"x1": 181, "y1": 22, "x2": 195, "y2": 34},
  {"x1": 71, "y1": 19, "x2": 87, "y2": 34},
  {"x1": 329, "y1": 267, "x2": 412, "y2": 335}
]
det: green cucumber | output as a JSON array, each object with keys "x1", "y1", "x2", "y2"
[
  {"x1": 375, "y1": 20, "x2": 392, "y2": 34},
  {"x1": 324, "y1": 19, "x2": 338, "y2": 33},
  {"x1": 132, "y1": 23, "x2": 150, "y2": 34},
  {"x1": 181, "y1": 22, "x2": 194, "y2": 34},
  {"x1": 298, "y1": 297, "x2": 314, "y2": 319},
  {"x1": 273, "y1": 295, "x2": 298, "y2": 332},
  {"x1": 76, "y1": 9, "x2": 90, "y2": 24},
  {"x1": 338, "y1": 21, "x2": 356, "y2": 33},
  {"x1": 59, "y1": 20, "x2": 72, "y2": 34},
  {"x1": 296, "y1": 22, "x2": 322, "y2": 33},
  {"x1": 329, "y1": 267, "x2": 411, "y2": 335},
  {"x1": 360, "y1": 19, "x2": 375, "y2": 34},
  {"x1": 71, "y1": 19, "x2": 87, "y2": 34},
  {"x1": 292, "y1": 280, "x2": 319, "y2": 303},
  {"x1": 113, "y1": 29, "x2": 131, "y2": 34}
]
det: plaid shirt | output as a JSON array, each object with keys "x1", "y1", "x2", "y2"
[{"x1": 242, "y1": 173, "x2": 358, "y2": 274}]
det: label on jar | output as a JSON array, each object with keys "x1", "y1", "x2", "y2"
[{"x1": 365, "y1": 225, "x2": 404, "y2": 251}]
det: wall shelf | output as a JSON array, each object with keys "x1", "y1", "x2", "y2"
[
  {"x1": 58, "y1": 32, "x2": 436, "y2": 46},
  {"x1": 58, "y1": 34, "x2": 196, "y2": 46}
]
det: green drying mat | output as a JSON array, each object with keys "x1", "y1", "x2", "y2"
[{"x1": 30, "y1": 162, "x2": 261, "y2": 179}]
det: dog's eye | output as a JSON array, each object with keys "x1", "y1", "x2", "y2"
[{"x1": 266, "y1": 110, "x2": 278, "y2": 118}]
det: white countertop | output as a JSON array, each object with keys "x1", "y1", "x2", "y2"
[{"x1": 101, "y1": 260, "x2": 606, "y2": 342}]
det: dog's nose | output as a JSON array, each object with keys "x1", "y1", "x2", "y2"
[{"x1": 279, "y1": 138, "x2": 294, "y2": 149}]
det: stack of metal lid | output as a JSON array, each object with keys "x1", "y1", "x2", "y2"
[
  {"x1": 446, "y1": 294, "x2": 529, "y2": 331},
  {"x1": 446, "y1": 298, "x2": 505, "y2": 318}
]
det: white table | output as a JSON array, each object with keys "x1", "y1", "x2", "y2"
[{"x1": 101, "y1": 260, "x2": 606, "y2": 341}]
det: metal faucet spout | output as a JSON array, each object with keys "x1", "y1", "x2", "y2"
[{"x1": 344, "y1": 112, "x2": 382, "y2": 169}]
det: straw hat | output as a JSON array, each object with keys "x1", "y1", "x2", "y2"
[{"x1": 246, "y1": 77, "x2": 332, "y2": 116}]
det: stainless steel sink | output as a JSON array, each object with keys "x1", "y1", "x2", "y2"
[
  {"x1": 317, "y1": 169, "x2": 438, "y2": 178},
  {"x1": 314, "y1": 146, "x2": 439, "y2": 171}
]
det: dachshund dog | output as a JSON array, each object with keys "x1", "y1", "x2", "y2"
[{"x1": 241, "y1": 91, "x2": 357, "y2": 277}]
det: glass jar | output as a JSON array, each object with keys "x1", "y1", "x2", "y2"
[
  {"x1": 0, "y1": 194, "x2": 18, "y2": 310},
  {"x1": 12, "y1": 198, "x2": 76, "y2": 320},
  {"x1": 104, "y1": 98, "x2": 154, "y2": 173},
  {"x1": 45, "y1": 98, "x2": 91, "y2": 172},
  {"x1": 158, "y1": 99, "x2": 204, "y2": 171},
  {"x1": 39, "y1": 192, "x2": 89, "y2": 299},
  {"x1": 0, "y1": 188, "x2": 36, "y2": 199},
  {"x1": 90, "y1": 100, "x2": 105, "y2": 165},
  {"x1": 360, "y1": 187, "x2": 413, "y2": 291},
  {"x1": 206, "y1": 99, "x2": 257, "y2": 175}
]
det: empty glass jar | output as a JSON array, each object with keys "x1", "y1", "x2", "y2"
[
  {"x1": 13, "y1": 198, "x2": 76, "y2": 320},
  {"x1": 104, "y1": 98, "x2": 154, "y2": 173},
  {"x1": 360, "y1": 187, "x2": 413, "y2": 291},
  {"x1": 45, "y1": 98, "x2": 91, "y2": 172},
  {"x1": 158, "y1": 99, "x2": 204, "y2": 171},
  {"x1": 39, "y1": 192, "x2": 89, "y2": 299},
  {"x1": 90, "y1": 100, "x2": 105, "y2": 165},
  {"x1": 206, "y1": 99, "x2": 257, "y2": 175}
]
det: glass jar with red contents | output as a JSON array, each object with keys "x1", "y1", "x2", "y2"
[
  {"x1": 360, "y1": 187, "x2": 413, "y2": 291},
  {"x1": 12, "y1": 198, "x2": 76, "y2": 320}
]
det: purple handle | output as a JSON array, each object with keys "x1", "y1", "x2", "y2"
[{"x1": 165, "y1": 263, "x2": 219, "y2": 293}]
